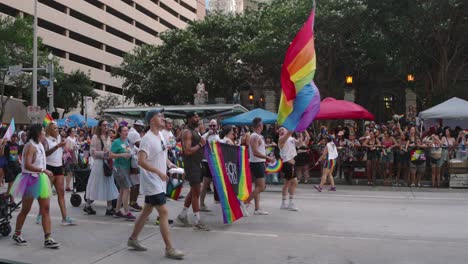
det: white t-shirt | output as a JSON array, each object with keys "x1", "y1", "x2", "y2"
[
  {"x1": 280, "y1": 137, "x2": 297, "y2": 163},
  {"x1": 46, "y1": 135, "x2": 63, "y2": 167},
  {"x1": 326, "y1": 142, "x2": 339, "y2": 160},
  {"x1": 128, "y1": 127, "x2": 141, "y2": 148},
  {"x1": 161, "y1": 129, "x2": 176, "y2": 148},
  {"x1": 249, "y1": 132, "x2": 266, "y2": 162},
  {"x1": 139, "y1": 130, "x2": 167, "y2": 196}
]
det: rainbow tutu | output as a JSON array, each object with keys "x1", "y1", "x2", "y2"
[{"x1": 10, "y1": 172, "x2": 52, "y2": 199}]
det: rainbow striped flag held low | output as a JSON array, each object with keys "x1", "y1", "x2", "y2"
[
  {"x1": 43, "y1": 112, "x2": 54, "y2": 127},
  {"x1": 277, "y1": 1, "x2": 320, "y2": 131},
  {"x1": 205, "y1": 141, "x2": 252, "y2": 224}
]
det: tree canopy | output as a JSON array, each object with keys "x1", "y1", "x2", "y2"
[{"x1": 115, "y1": 0, "x2": 467, "y2": 109}]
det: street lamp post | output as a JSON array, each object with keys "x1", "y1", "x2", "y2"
[
  {"x1": 47, "y1": 53, "x2": 54, "y2": 113},
  {"x1": 32, "y1": 0, "x2": 38, "y2": 109}
]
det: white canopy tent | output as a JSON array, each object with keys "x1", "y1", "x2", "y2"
[{"x1": 418, "y1": 97, "x2": 468, "y2": 129}]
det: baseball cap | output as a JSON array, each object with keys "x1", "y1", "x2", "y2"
[
  {"x1": 134, "y1": 120, "x2": 145, "y2": 126},
  {"x1": 186, "y1": 111, "x2": 198, "y2": 119},
  {"x1": 145, "y1": 108, "x2": 164, "y2": 124}
]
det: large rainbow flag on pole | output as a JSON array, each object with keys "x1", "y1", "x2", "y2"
[
  {"x1": 205, "y1": 141, "x2": 252, "y2": 224},
  {"x1": 277, "y1": 1, "x2": 320, "y2": 131}
]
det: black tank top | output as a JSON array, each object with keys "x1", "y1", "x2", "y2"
[{"x1": 183, "y1": 127, "x2": 204, "y2": 169}]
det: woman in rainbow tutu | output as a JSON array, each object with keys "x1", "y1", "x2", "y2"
[{"x1": 9, "y1": 124, "x2": 60, "y2": 248}]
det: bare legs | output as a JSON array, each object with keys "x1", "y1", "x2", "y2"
[{"x1": 245, "y1": 178, "x2": 266, "y2": 210}]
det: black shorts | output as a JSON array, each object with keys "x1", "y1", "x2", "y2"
[
  {"x1": 5, "y1": 164, "x2": 21, "y2": 183},
  {"x1": 46, "y1": 165, "x2": 64, "y2": 176},
  {"x1": 250, "y1": 162, "x2": 266, "y2": 180},
  {"x1": 202, "y1": 161, "x2": 212, "y2": 178},
  {"x1": 144, "y1": 192, "x2": 166, "y2": 206},
  {"x1": 185, "y1": 164, "x2": 203, "y2": 186},
  {"x1": 282, "y1": 162, "x2": 295, "y2": 180}
]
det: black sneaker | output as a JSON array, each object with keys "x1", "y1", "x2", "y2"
[
  {"x1": 44, "y1": 238, "x2": 60, "y2": 248},
  {"x1": 105, "y1": 208, "x2": 116, "y2": 216},
  {"x1": 83, "y1": 206, "x2": 96, "y2": 215},
  {"x1": 12, "y1": 234, "x2": 28, "y2": 246},
  {"x1": 155, "y1": 217, "x2": 174, "y2": 225}
]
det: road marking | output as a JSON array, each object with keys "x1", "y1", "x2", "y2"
[
  {"x1": 293, "y1": 193, "x2": 468, "y2": 201},
  {"x1": 171, "y1": 226, "x2": 279, "y2": 238}
]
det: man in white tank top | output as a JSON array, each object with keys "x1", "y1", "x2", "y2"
[
  {"x1": 241, "y1": 117, "x2": 274, "y2": 216},
  {"x1": 278, "y1": 127, "x2": 299, "y2": 211}
]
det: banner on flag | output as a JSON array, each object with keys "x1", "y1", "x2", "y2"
[{"x1": 205, "y1": 141, "x2": 252, "y2": 224}]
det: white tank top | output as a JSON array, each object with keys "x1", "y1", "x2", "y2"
[
  {"x1": 249, "y1": 132, "x2": 266, "y2": 162},
  {"x1": 280, "y1": 137, "x2": 297, "y2": 163},
  {"x1": 46, "y1": 135, "x2": 63, "y2": 167},
  {"x1": 22, "y1": 140, "x2": 47, "y2": 176},
  {"x1": 326, "y1": 142, "x2": 339, "y2": 160}
]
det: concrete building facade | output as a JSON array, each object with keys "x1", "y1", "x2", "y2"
[{"x1": 0, "y1": 0, "x2": 206, "y2": 117}]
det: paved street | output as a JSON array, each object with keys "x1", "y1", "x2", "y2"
[{"x1": 1, "y1": 184, "x2": 468, "y2": 264}]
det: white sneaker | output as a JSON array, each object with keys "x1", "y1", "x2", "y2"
[
  {"x1": 280, "y1": 202, "x2": 288, "y2": 210},
  {"x1": 240, "y1": 203, "x2": 249, "y2": 217},
  {"x1": 288, "y1": 203, "x2": 299, "y2": 211},
  {"x1": 253, "y1": 210, "x2": 269, "y2": 215}
]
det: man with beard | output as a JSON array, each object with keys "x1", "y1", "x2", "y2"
[{"x1": 177, "y1": 112, "x2": 209, "y2": 231}]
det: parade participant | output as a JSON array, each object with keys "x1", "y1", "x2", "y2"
[
  {"x1": 314, "y1": 136, "x2": 338, "y2": 192},
  {"x1": 177, "y1": 112, "x2": 210, "y2": 231},
  {"x1": 10, "y1": 124, "x2": 60, "y2": 248},
  {"x1": 200, "y1": 119, "x2": 220, "y2": 212},
  {"x1": 380, "y1": 131, "x2": 397, "y2": 185},
  {"x1": 111, "y1": 126, "x2": 136, "y2": 220},
  {"x1": 63, "y1": 128, "x2": 79, "y2": 192},
  {"x1": 128, "y1": 120, "x2": 145, "y2": 212},
  {"x1": 0, "y1": 134, "x2": 7, "y2": 187},
  {"x1": 363, "y1": 131, "x2": 381, "y2": 186},
  {"x1": 219, "y1": 126, "x2": 235, "y2": 145},
  {"x1": 295, "y1": 130, "x2": 311, "y2": 184},
  {"x1": 4, "y1": 134, "x2": 21, "y2": 207},
  {"x1": 127, "y1": 109, "x2": 185, "y2": 260},
  {"x1": 38, "y1": 122, "x2": 76, "y2": 226},
  {"x1": 407, "y1": 127, "x2": 427, "y2": 187},
  {"x1": 241, "y1": 117, "x2": 275, "y2": 216},
  {"x1": 278, "y1": 127, "x2": 299, "y2": 211},
  {"x1": 83, "y1": 120, "x2": 119, "y2": 215}
]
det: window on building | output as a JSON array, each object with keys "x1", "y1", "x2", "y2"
[
  {"x1": 160, "y1": 2, "x2": 179, "y2": 18},
  {"x1": 180, "y1": 1, "x2": 197, "y2": 14},
  {"x1": 180, "y1": 15, "x2": 190, "y2": 23},
  {"x1": 106, "y1": 45, "x2": 126, "y2": 58},
  {"x1": 69, "y1": 31, "x2": 103, "y2": 49},
  {"x1": 84, "y1": 0, "x2": 104, "y2": 10},
  {"x1": 69, "y1": 9, "x2": 104, "y2": 29},
  {"x1": 106, "y1": 25, "x2": 134, "y2": 43},
  {"x1": 38, "y1": 0, "x2": 66, "y2": 13},
  {"x1": 44, "y1": 45, "x2": 66, "y2": 59},
  {"x1": 135, "y1": 39, "x2": 146, "y2": 46},
  {"x1": 38, "y1": 19, "x2": 67, "y2": 36},
  {"x1": 135, "y1": 3, "x2": 158, "y2": 21},
  {"x1": 121, "y1": 0, "x2": 134, "y2": 6},
  {"x1": 106, "y1": 6, "x2": 133, "y2": 24},
  {"x1": 69, "y1": 53, "x2": 103, "y2": 70},
  {"x1": 136, "y1": 22, "x2": 158, "y2": 37},
  {"x1": 0, "y1": 3, "x2": 20, "y2": 17},
  {"x1": 151, "y1": 0, "x2": 159, "y2": 5},
  {"x1": 106, "y1": 85, "x2": 123, "y2": 95},
  {"x1": 92, "y1": 81, "x2": 104, "y2": 90},
  {"x1": 159, "y1": 18, "x2": 176, "y2": 30}
]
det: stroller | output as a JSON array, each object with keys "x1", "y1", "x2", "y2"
[
  {"x1": 70, "y1": 150, "x2": 91, "y2": 207},
  {"x1": 0, "y1": 193, "x2": 21, "y2": 237}
]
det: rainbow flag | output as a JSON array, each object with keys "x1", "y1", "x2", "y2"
[
  {"x1": 174, "y1": 142, "x2": 183, "y2": 153},
  {"x1": 2, "y1": 118, "x2": 15, "y2": 140},
  {"x1": 43, "y1": 112, "x2": 53, "y2": 127},
  {"x1": 277, "y1": 2, "x2": 320, "y2": 131},
  {"x1": 166, "y1": 179, "x2": 183, "y2": 200},
  {"x1": 206, "y1": 141, "x2": 252, "y2": 224}
]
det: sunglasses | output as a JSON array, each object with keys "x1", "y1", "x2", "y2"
[{"x1": 161, "y1": 140, "x2": 166, "y2": 151}]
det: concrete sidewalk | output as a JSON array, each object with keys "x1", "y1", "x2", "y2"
[{"x1": 0, "y1": 184, "x2": 467, "y2": 264}]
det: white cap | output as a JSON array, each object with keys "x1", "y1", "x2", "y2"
[{"x1": 134, "y1": 120, "x2": 144, "y2": 126}]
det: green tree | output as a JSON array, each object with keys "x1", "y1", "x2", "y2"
[
  {"x1": 54, "y1": 70, "x2": 97, "y2": 118},
  {"x1": 95, "y1": 93, "x2": 121, "y2": 118}
]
